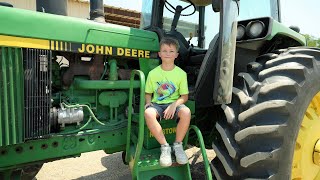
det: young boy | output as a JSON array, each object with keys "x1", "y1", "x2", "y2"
[{"x1": 144, "y1": 37, "x2": 191, "y2": 167}]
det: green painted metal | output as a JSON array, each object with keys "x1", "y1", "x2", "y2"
[
  {"x1": 0, "y1": 49, "x2": 3, "y2": 146},
  {"x1": 0, "y1": 6, "x2": 159, "y2": 52},
  {"x1": 184, "y1": 125, "x2": 213, "y2": 180},
  {"x1": 0, "y1": 127, "x2": 127, "y2": 169},
  {"x1": 109, "y1": 59, "x2": 118, "y2": 81},
  {"x1": 1, "y1": 47, "x2": 9, "y2": 145},
  {"x1": 138, "y1": 58, "x2": 160, "y2": 77},
  {"x1": 74, "y1": 78, "x2": 141, "y2": 90},
  {"x1": 125, "y1": 70, "x2": 145, "y2": 179},
  {"x1": 0, "y1": 47, "x2": 23, "y2": 146},
  {"x1": 8, "y1": 48, "x2": 17, "y2": 143},
  {"x1": 136, "y1": 148, "x2": 191, "y2": 180},
  {"x1": 98, "y1": 91, "x2": 127, "y2": 107},
  {"x1": 14, "y1": 49, "x2": 23, "y2": 144},
  {"x1": 267, "y1": 19, "x2": 306, "y2": 46}
]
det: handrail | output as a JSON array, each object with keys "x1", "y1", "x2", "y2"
[
  {"x1": 183, "y1": 125, "x2": 213, "y2": 180},
  {"x1": 125, "y1": 70, "x2": 145, "y2": 177}
]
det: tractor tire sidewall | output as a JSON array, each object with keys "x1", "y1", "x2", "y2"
[
  {"x1": 282, "y1": 72, "x2": 320, "y2": 178},
  {"x1": 211, "y1": 47, "x2": 320, "y2": 179}
]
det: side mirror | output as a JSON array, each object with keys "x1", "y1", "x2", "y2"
[{"x1": 212, "y1": 0, "x2": 220, "y2": 12}]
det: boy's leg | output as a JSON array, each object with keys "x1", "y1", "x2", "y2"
[
  {"x1": 173, "y1": 105, "x2": 191, "y2": 164},
  {"x1": 145, "y1": 106, "x2": 172, "y2": 167},
  {"x1": 144, "y1": 108, "x2": 167, "y2": 145},
  {"x1": 175, "y1": 106, "x2": 191, "y2": 142}
]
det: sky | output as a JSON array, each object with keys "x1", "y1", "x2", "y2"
[{"x1": 104, "y1": 0, "x2": 320, "y2": 37}]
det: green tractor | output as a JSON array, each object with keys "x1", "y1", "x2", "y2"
[{"x1": 0, "y1": 0, "x2": 319, "y2": 179}]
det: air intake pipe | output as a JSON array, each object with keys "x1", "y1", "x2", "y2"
[
  {"x1": 90, "y1": 0, "x2": 106, "y2": 23},
  {"x1": 36, "y1": 0, "x2": 67, "y2": 16}
]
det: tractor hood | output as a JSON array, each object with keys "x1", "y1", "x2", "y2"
[{"x1": 0, "y1": 6, "x2": 159, "y2": 53}]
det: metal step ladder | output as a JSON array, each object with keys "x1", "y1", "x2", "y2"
[{"x1": 126, "y1": 70, "x2": 212, "y2": 180}]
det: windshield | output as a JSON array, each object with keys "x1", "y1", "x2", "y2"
[
  {"x1": 140, "y1": 0, "x2": 278, "y2": 48},
  {"x1": 239, "y1": 0, "x2": 278, "y2": 21},
  {"x1": 140, "y1": 0, "x2": 153, "y2": 28},
  {"x1": 162, "y1": 0, "x2": 199, "y2": 45}
]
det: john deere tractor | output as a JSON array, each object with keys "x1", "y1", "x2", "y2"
[{"x1": 0, "y1": 0, "x2": 319, "y2": 179}]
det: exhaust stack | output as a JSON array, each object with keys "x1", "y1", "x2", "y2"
[
  {"x1": 36, "y1": 0, "x2": 67, "y2": 16},
  {"x1": 90, "y1": 0, "x2": 106, "y2": 23}
]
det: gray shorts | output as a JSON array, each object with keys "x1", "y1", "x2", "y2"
[{"x1": 146, "y1": 103, "x2": 187, "y2": 121}]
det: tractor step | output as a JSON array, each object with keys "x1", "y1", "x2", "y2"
[
  {"x1": 126, "y1": 72, "x2": 210, "y2": 179},
  {"x1": 130, "y1": 146, "x2": 192, "y2": 179},
  {"x1": 137, "y1": 147, "x2": 185, "y2": 170}
]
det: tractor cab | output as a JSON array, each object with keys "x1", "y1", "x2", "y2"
[{"x1": 141, "y1": 0, "x2": 221, "y2": 105}]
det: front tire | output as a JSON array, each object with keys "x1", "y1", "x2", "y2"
[{"x1": 212, "y1": 47, "x2": 320, "y2": 179}]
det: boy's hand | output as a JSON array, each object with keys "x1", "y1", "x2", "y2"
[
  {"x1": 164, "y1": 103, "x2": 177, "y2": 120},
  {"x1": 145, "y1": 103, "x2": 152, "y2": 109}
]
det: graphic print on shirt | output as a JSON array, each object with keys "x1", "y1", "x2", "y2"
[{"x1": 156, "y1": 81, "x2": 176, "y2": 101}]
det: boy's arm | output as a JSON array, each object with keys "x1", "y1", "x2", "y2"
[
  {"x1": 145, "y1": 93, "x2": 153, "y2": 109},
  {"x1": 173, "y1": 94, "x2": 188, "y2": 107},
  {"x1": 163, "y1": 94, "x2": 188, "y2": 119}
]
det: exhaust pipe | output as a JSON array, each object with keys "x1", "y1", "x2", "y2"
[
  {"x1": 90, "y1": 0, "x2": 106, "y2": 23},
  {"x1": 36, "y1": 0, "x2": 67, "y2": 16}
]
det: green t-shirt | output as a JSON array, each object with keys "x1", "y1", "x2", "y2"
[{"x1": 145, "y1": 65, "x2": 189, "y2": 104}]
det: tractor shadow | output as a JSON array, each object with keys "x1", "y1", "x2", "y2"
[{"x1": 75, "y1": 147, "x2": 216, "y2": 180}]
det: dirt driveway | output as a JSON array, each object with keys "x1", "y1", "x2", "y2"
[{"x1": 35, "y1": 147, "x2": 216, "y2": 180}]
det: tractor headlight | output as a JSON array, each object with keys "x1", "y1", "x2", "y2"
[
  {"x1": 237, "y1": 24, "x2": 246, "y2": 40},
  {"x1": 246, "y1": 20, "x2": 265, "y2": 38}
]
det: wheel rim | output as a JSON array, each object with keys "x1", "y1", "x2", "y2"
[{"x1": 292, "y1": 92, "x2": 320, "y2": 179}]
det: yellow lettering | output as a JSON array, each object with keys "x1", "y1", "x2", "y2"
[
  {"x1": 105, "y1": 46, "x2": 112, "y2": 55},
  {"x1": 117, "y1": 48, "x2": 124, "y2": 56},
  {"x1": 138, "y1": 50, "x2": 144, "y2": 58},
  {"x1": 145, "y1": 51, "x2": 150, "y2": 58},
  {"x1": 56, "y1": 41, "x2": 59, "y2": 50},
  {"x1": 86, "y1": 44, "x2": 95, "y2": 53},
  {"x1": 96, "y1": 45, "x2": 104, "y2": 54},
  {"x1": 132, "y1": 49, "x2": 137, "y2": 57},
  {"x1": 169, "y1": 128, "x2": 172, "y2": 134},
  {"x1": 124, "y1": 48, "x2": 130, "y2": 56},
  {"x1": 150, "y1": 132, "x2": 153, "y2": 137},
  {"x1": 78, "y1": 44, "x2": 85, "y2": 53}
]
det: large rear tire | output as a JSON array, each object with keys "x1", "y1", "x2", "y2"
[{"x1": 212, "y1": 47, "x2": 320, "y2": 179}]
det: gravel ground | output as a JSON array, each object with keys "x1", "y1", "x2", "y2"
[{"x1": 35, "y1": 147, "x2": 216, "y2": 180}]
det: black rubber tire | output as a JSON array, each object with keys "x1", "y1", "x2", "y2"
[
  {"x1": 122, "y1": 151, "x2": 129, "y2": 165},
  {"x1": 21, "y1": 164, "x2": 43, "y2": 180},
  {"x1": 211, "y1": 47, "x2": 320, "y2": 179}
]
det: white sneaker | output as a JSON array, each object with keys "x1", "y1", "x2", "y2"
[
  {"x1": 160, "y1": 143, "x2": 172, "y2": 167},
  {"x1": 173, "y1": 142, "x2": 188, "y2": 164}
]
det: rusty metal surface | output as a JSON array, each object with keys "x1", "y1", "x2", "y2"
[{"x1": 62, "y1": 54, "x2": 104, "y2": 86}]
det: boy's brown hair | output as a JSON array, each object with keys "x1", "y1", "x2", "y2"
[{"x1": 159, "y1": 37, "x2": 180, "y2": 51}]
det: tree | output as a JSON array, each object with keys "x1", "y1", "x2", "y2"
[{"x1": 304, "y1": 34, "x2": 320, "y2": 48}]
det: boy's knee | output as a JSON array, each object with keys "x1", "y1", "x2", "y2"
[
  {"x1": 178, "y1": 107, "x2": 191, "y2": 118},
  {"x1": 145, "y1": 108, "x2": 157, "y2": 119}
]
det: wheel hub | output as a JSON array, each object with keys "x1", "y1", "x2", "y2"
[
  {"x1": 292, "y1": 92, "x2": 320, "y2": 179},
  {"x1": 314, "y1": 140, "x2": 320, "y2": 166}
]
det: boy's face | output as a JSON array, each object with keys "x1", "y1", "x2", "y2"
[{"x1": 158, "y1": 44, "x2": 179, "y2": 63}]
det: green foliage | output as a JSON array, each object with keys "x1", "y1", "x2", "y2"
[{"x1": 304, "y1": 34, "x2": 320, "y2": 48}]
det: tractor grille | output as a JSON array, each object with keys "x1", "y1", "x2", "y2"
[
  {"x1": 24, "y1": 49, "x2": 51, "y2": 140},
  {"x1": 0, "y1": 47, "x2": 24, "y2": 146}
]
